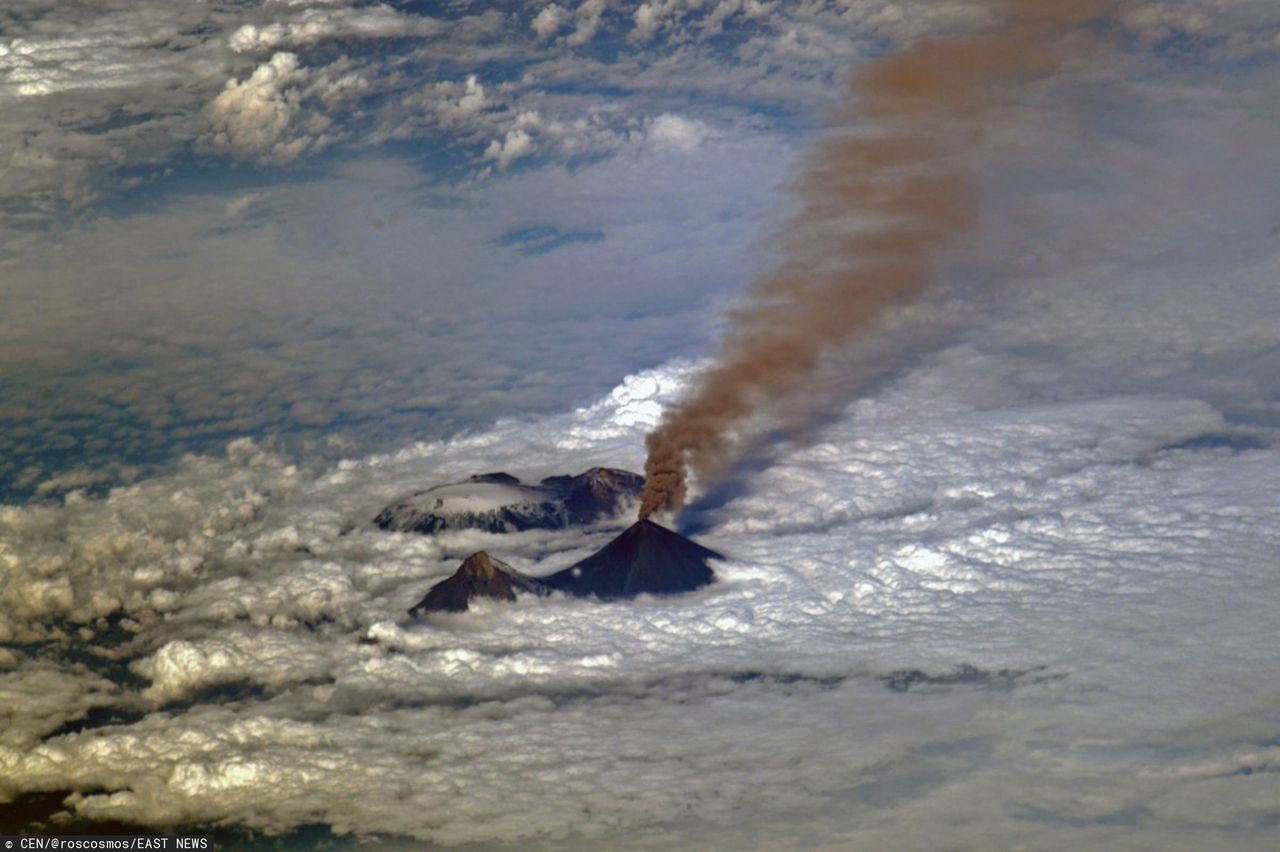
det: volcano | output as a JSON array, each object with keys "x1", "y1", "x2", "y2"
[
  {"x1": 408, "y1": 551, "x2": 545, "y2": 615},
  {"x1": 408, "y1": 521, "x2": 723, "y2": 616},
  {"x1": 542, "y1": 519, "x2": 722, "y2": 600}
]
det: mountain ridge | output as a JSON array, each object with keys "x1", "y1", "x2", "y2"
[
  {"x1": 409, "y1": 520, "x2": 723, "y2": 614},
  {"x1": 376, "y1": 466, "x2": 644, "y2": 535}
]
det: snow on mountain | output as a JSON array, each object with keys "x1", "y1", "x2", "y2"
[{"x1": 373, "y1": 467, "x2": 644, "y2": 535}]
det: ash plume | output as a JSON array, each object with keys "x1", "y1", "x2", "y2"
[{"x1": 639, "y1": 0, "x2": 1110, "y2": 520}]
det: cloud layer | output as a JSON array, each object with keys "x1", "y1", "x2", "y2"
[
  {"x1": 2, "y1": 357, "x2": 1277, "y2": 847},
  {"x1": 0, "y1": 0, "x2": 922, "y2": 215},
  {"x1": 6, "y1": 0, "x2": 1276, "y2": 216}
]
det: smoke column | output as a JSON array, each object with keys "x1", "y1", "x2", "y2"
[{"x1": 639, "y1": 0, "x2": 1109, "y2": 520}]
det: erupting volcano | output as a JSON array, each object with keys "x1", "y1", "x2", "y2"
[
  {"x1": 411, "y1": 0, "x2": 1111, "y2": 617},
  {"x1": 637, "y1": 0, "x2": 1110, "y2": 520},
  {"x1": 542, "y1": 519, "x2": 722, "y2": 600}
]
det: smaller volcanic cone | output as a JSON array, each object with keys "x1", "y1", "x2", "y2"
[
  {"x1": 407, "y1": 521, "x2": 724, "y2": 617},
  {"x1": 543, "y1": 519, "x2": 722, "y2": 600},
  {"x1": 409, "y1": 551, "x2": 546, "y2": 615}
]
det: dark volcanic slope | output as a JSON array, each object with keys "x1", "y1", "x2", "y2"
[
  {"x1": 544, "y1": 519, "x2": 722, "y2": 600},
  {"x1": 409, "y1": 552, "x2": 547, "y2": 615},
  {"x1": 408, "y1": 521, "x2": 724, "y2": 617}
]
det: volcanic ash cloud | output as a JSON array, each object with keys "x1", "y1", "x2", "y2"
[{"x1": 638, "y1": 0, "x2": 1111, "y2": 520}]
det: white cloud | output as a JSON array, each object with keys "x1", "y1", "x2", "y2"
[
  {"x1": 228, "y1": 23, "x2": 290, "y2": 54},
  {"x1": 566, "y1": 0, "x2": 609, "y2": 47},
  {"x1": 433, "y1": 74, "x2": 490, "y2": 128},
  {"x1": 484, "y1": 126, "x2": 537, "y2": 168},
  {"x1": 630, "y1": 0, "x2": 777, "y2": 44},
  {"x1": 532, "y1": 3, "x2": 569, "y2": 40},
  {"x1": 645, "y1": 112, "x2": 709, "y2": 151},
  {"x1": 4, "y1": 0, "x2": 821, "y2": 214},
  {"x1": 633, "y1": 2, "x2": 665, "y2": 43},
  {"x1": 0, "y1": 661, "x2": 122, "y2": 750},
  {"x1": 0, "y1": 0, "x2": 1276, "y2": 222},
  {"x1": 208, "y1": 52, "x2": 316, "y2": 163},
  {"x1": 227, "y1": 6, "x2": 441, "y2": 54},
  {"x1": 1, "y1": 361, "x2": 1278, "y2": 845},
  {"x1": 223, "y1": 190, "x2": 270, "y2": 218},
  {"x1": 455, "y1": 74, "x2": 488, "y2": 116}
]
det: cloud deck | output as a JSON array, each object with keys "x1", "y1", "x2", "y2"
[{"x1": 2, "y1": 364, "x2": 1276, "y2": 848}]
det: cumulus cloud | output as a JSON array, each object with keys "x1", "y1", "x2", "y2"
[
  {"x1": 630, "y1": 0, "x2": 775, "y2": 44},
  {"x1": 644, "y1": 113, "x2": 709, "y2": 151},
  {"x1": 0, "y1": 661, "x2": 123, "y2": 750},
  {"x1": 208, "y1": 52, "x2": 319, "y2": 163},
  {"x1": 484, "y1": 126, "x2": 536, "y2": 168},
  {"x1": 5, "y1": 0, "x2": 809, "y2": 219},
  {"x1": 451, "y1": 74, "x2": 489, "y2": 120},
  {"x1": 531, "y1": 3, "x2": 570, "y2": 40},
  {"x1": 223, "y1": 190, "x2": 271, "y2": 218},
  {"x1": 566, "y1": 0, "x2": 609, "y2": 47},
  {"x1": 632, "y1": 3, "x2": 664, "y2": 43},
  {"x1": 1, "y1": 0, "x2": 1277, "y2": 223}
]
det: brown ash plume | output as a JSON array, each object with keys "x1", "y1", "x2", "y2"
[{"x1": 639, "y1": 0, "x2": 1111, "y2": 520}]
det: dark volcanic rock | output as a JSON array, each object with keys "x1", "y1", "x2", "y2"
[
  {"x1": 543, "y1": 519, "x2": 722, "y2": 600},
  {"x1": 375, "y1": 467, "x2": 644, "y2": 535},
  {"x1": 468, "y1": 472, "x2": 522, "y2": 486},
  {"x1": 408, "y1": 522, "x2": 724, "y2": 617},
  {"x1": 409, "y1": 552, "x2": 547, "y2": 615},
  {"x1": 544, "y1": 468, "x2": 646, "y2": 526}
]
